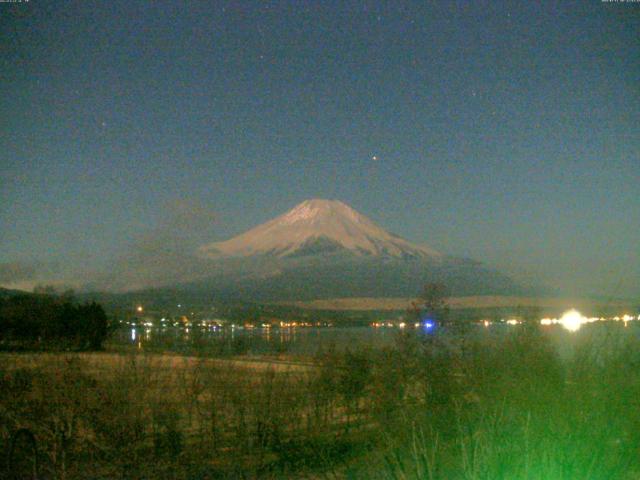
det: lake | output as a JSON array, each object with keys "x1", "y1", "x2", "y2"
[{"x1": 111, "y1": 320, "x2": 640, "y2": 359}]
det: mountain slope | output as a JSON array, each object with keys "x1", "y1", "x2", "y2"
[
  {"x1": 178, "y1": 254, "x2": 525, "y2": 301},
  {"x1": 199, "y1": 199, "x2": 439, "y2": 259},
  {"x1": 177, "y1": 199, "x2": 526, "y2": 301},
  {"x1": 98, "y1": 199, "x2": 528, "y2": 300}
]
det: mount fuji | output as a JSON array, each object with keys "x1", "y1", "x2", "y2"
[
  {"x1": 165, "y1": 199, "x2": 525, "y2": 301},
  {"x1": 199, "y1": 199, "x2": 439, "y2": 260}
]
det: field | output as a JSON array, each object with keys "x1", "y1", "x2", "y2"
[{"x1": 2, "y1": 324, "x2": 640, "y2": 479}]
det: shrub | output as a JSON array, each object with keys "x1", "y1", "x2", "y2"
[{"x1": 0, "y1": 294, "x2": 110, "y2": 350}]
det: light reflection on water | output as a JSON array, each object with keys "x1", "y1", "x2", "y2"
[
  {"x1": 117, "y1": 325, "x2": 396, "y2": 355},
  {"x1": 116, "y1": 322, "x2": 639, "y2": 357}
]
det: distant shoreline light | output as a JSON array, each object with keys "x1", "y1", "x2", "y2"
[
  {"x1": 559, "y1": 309, "x2": 587, "y2": 332},
  {"x1": 537, "y1": 309, "x2": 638, "y2": 332},
  {"x1": 537, "y1": 309, "x2": 593, "y2": 332}
]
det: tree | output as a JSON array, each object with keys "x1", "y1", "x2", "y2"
[
  {"x1": 0, "y1": 293, "x2": 110, "y2": 350},
  {"x1": 80, "y1": 302, "x2": 109, "y2": 350},
  {"x1": 337, "y1": 349, "x2": 371, "y2": 431},
  {"x1": 414, "y1": 282, "x2": 450, "y2": 327}
]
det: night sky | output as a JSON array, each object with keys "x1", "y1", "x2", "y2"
[{"x1": 1, "y1": 1, "x2": 639, "y2": 297}]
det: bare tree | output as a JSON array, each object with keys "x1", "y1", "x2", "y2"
[{"x1": 417, "y1": 282, "x2": 450, "y2": 327}]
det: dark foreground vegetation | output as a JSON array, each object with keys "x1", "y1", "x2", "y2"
[
  {"x1": 0, "y1": 292, "x2": 109, "y2": 351},
  {"x1": 1, "y1": 324, "x2": 640, "y2": 479}
]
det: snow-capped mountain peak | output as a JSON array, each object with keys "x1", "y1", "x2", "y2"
[
  {"x1": 199, "y1": 199, "x2": 439, "y2": 259},
  {"x1": 280, "y1": 199, "x2": 366, "y2": 225}
]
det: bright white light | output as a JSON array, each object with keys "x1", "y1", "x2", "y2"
[
  {"x1": 560, "y1": 309, "x2": 586, "y2": 332},
  {"x1": 399, "y1": 322, "x2": 406, "y2": 328},
  {"x1": 506, "y1": 319, "x2": 519, "y2": 325},
  {"x1": 540, "y1": 318, "x2": 553, "y2": 326}
]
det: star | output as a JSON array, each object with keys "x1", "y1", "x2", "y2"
[{"x1": 372, "y1": 155, "x2": 378, "y2": 161}]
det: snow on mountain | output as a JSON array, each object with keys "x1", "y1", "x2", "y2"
[{"x1": 199, "y1": 199, "x2": 440, "y2": 259}]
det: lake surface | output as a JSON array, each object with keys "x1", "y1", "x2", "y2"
[{"x1": 111, "y1": 320, "x2": 640, "y2": 358}]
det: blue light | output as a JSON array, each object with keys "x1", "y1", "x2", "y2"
[{"x1": 422, "y1": 318, "x2": 435, "y2": 330}]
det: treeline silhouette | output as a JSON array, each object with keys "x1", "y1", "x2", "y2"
[{"x1": 0, "y1": 291, "x2": 109, "y2": 350}]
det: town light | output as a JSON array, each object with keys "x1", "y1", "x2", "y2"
[{"x1": 560, "y1": 309, "x2": 585, "y2": 332}]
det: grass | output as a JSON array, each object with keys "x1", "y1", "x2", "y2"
[
  {"x1": 357, "y1": 326, "x2": 640, "y2": 479},
  {"x1": 1, "y1": 324, "x2": 639, "y2": 479}
]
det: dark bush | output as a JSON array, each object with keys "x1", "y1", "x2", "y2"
[{"x1": 0, "y1": 294, "x2": 110, "y2": 350}]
